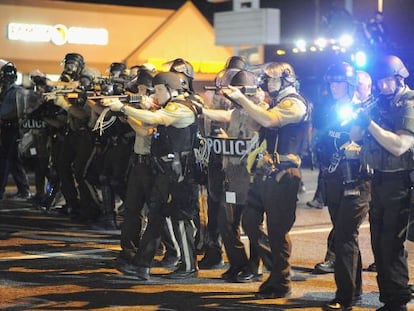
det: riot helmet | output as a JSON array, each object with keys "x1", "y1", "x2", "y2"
[
  {"x1": 109, "y1": 62, "x2": 127, "y2": 78},
  {"x1": 153, "y1": 72, "x2": 186, "y2": 92},
  {"x1": 168, "y1": 58, "x2": 194, "y2": 92},
  {"x1": 60, "y1": 53, "x2": 85, "y2": 82},
  {"x1": 230, "y1": 70, "x2": 256, "y2": 87},
  {"x1": 169, "y1": 58, "x2": 194, "y2": 79},
  {"x1": 373, "y1": 55, "x2": 409, "y2": 81},
  {"x1": 324, "y1": 62, "x2": 357, "y2": 98},
  {"x1": 225, "y1": 56, "x2": 247, "y2": 70},
  {"x1": 136, "y1": 70, "x2": 154, "y2": 89},
  {"x1": 214, "y1": 56, "x2": 247, "y2": 89},
  {"x1": 324, "y1": 62, "x2": 357, "y2": 85},
  {"x1": 126, "y1": 69, "x2": 155, "y2": 94},
  {"x1": 0, "y1": 60, "x2": 17, "y2": 86},
  {"x1": 79, "y1": 67, "x2": 101, "y2": 91},
  {"x1": 259, "y1": 62, "x2": 296, "y2": 97}
]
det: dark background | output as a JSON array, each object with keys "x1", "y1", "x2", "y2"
[{"x1": 61, "y1": 0, "x2": 414, "y2": 102}]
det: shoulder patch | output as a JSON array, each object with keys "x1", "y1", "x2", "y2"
[
  {"x1": 164, "y1": 102, "x2": 180, "y2": 112},
  {"x1": 278, "y1": 98, "x2": 295, "y2": 110}
]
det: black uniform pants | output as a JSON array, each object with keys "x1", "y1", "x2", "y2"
[
  {"x1": 218, "y1": 202, "x2": 248, "y2": 269},
  {"x1": 370, "y1": 170, "x2": 412, "y2": 306},
  {"x1": 206, "y1": 153, "x2": 224, "y2": 251},
  {"x1": 0, "y1": 124, "x2": 30, "y2": 197},
  {"x1": 242, "y1": 204, "x2": 273, "y2": 273},
  {"x1": 133, "y1": 163, "x2": 198, "y2": 272},
  {"x1": 120, "y1": 155, "x2": 153, "y2": 257},
  {"x1": 247, "y1": 168, "x2": 301, "y2": 293},
  {"x1": 325, "y1": 175, "x2": 370, "y2": 305},
  {"x1": 57, "y1": 130, "x2": 100, "y2": 218}
]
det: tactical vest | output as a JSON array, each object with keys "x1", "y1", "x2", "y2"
[
  {"x1": 362, "y1": 91, "x2": 414, "y2": 171},
  {"x1": 151, "y1": 99, "x2": 198, "y2": 157},
  {"x1": 260, "y1": 93, "x2": 309, "y2": 156}
]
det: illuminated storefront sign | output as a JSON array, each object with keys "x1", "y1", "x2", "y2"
[{"x1": 7, "y1": 23, "x2": 108, "y2": 46}]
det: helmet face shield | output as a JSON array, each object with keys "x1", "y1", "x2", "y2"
[
  {"x1": 258, "y1": 73, "x2": 270, "y2": 92},
  {"x1": 61, "y1": 53, "x2": 85, "y2": 81},
  {"x1": 63, "y1": 62, "x2": 79, "y2": 75},
  {"x1": 168, "y1": 58, "x2": 194, "y2": 79},
  {"x1": 267, "y1": 77, "x2": 282, "y2": 96}
]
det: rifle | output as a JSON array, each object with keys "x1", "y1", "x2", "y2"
[
  {"x1": 340, "y1": 95, "x2": 379, "y2": 126},
  {"x1": 204, "y1": 85, "x2": 258, "y2": 96},
  {"x1": 42, "y1": 89, "x2": 94, "y2": 102},
  {"x1": 87, "y1": 94, "x2": 143, "y2": 105}
]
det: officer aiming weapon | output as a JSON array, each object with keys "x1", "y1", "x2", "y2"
[
  {"x1": 339, "y1": 95, "x2": 379, "y2": 126},
  {"x1": 203, "y1": 85, "x2": 258, "y2": 96},
  {"x1": 88, "y1": 94, "x2": 143, "y2": 106}
]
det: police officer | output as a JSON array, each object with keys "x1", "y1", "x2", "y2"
[
  {"x1": 21, "y1": 71, "x2": 55, "y2": 204},
  {"x1": 316, "y1": 62, "x2": 370, "y2": 311},
  {"x1": 313, "y1": 63, "x2": 363, "y2": 275},
  {"x1": 0, "y1": 60, "x2": 31, "y2": 200},
  {"x1": 113, "y1": 67, "x2": 157, "y2": 266},
  {"x1": 90, "y1": 62, "x2": 134, "y2": 230},
  {"x1": 48, "y1": 53, "x2": 101, "y2": 221},
  {"x1": 201, "y1": 69, "x2": 271, "y2": 282},
  {"x1": 105, "y1": 71, "x2": 200, "y2": 280},
  {"x1": 198, "y1": 56, "x2": 248, "y2": 269},
  {"x1": 357, "y1": 55, "x2": 414, "y2": 311},
  {"x1": 225, "y1": 62, "x2": 309, "y2": 298},
  {"x1": 28, "y1": 70, "x2": 68, "y2": 211}
]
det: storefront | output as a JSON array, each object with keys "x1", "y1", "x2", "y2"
[{"x1": 1, "y1": 0, "x2": 232, "y2": 86}]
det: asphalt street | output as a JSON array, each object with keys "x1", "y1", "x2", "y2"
[{"x1": 1, "y1": 168, "x2": 414, "y2": 310}]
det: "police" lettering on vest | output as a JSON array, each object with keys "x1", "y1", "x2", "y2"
[
  {"x1": 206, "y1": 136, "x2": 259, "y2": 157},
  {"x1": 21, "y1": 119, "x2": 47, "y2": 129}
]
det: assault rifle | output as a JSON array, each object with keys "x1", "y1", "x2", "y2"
[
  {"x1": 87, "y1": 94, "x2": 143, "y2": 106},
  {"x1": 339, "y1": 95, "x2": 379, "y2": 126},
  {"x1": 203, "y1": 85, "x2": 258, "y2": 96}
]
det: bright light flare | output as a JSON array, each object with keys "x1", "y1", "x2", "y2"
[
  {"x1": 338, "y1": 105, "x2": 356, "y2": 126},
  {"x1": 314, "y1": 37, "x2": 327, "y2": 49},
  {"x1": 338, "y1": 34, "x2": 353, "y2": 47},
  {"x1": 353, "y1": 51, "x2": 367, "y2": 68},
  {"x1": 295, "y1": 39, "x2": 307, "y2": 51}
]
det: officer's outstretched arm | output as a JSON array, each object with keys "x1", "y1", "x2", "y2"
[
  {"x1": 202, "y1": 108, "x2": 232, "y2": 123},
  {"x1": 224, "y1": 86, "x2": 279, "y2": 127},
  {"x1": 102, "y1": 98, "x2": 173, "y2": 125},
  {"x1": 127, "y1": 116, "x2": 154, "y2": 137},
  {"x1": 368, "y1": 122, "x2": 414, "y2": 157}
]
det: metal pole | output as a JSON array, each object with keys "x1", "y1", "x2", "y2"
[
  {"x1": 345, "y1": 0, "x2": 353, "y2": 14},
  {"x1": 378, "y1": 0, "x2": 383, "y2": 12}
]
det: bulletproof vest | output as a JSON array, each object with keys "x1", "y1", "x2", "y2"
[
  {"x1": 317, "y1": 104, "x2": 352, "y2": 167},
  {"x1": 260, "y1": 93, "x2": 309, "y2": 156},
  {"x1": 151, "y1": 99, "x2": 198, "y2": 157},
  {"x1": 0, "y1": 84, "x2": 20, "y2": 121},
  {"x1": 361, "y1": 91, "x2": 414, "y2": 170}
]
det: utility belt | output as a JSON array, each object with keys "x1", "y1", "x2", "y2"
[
  {"x1": 255, "y1": 160, "x2": 299, "y2": 182},
  {"x1": 132, "y1": 153, "x2": 151, "y2": 166},
  {"x1": 152, "y1": 151, "x2": 191, "y2": 179}
]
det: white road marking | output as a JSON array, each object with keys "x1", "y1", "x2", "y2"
[{"x1": 0, "y1": 248, "x2": 119, "y2": 261}]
